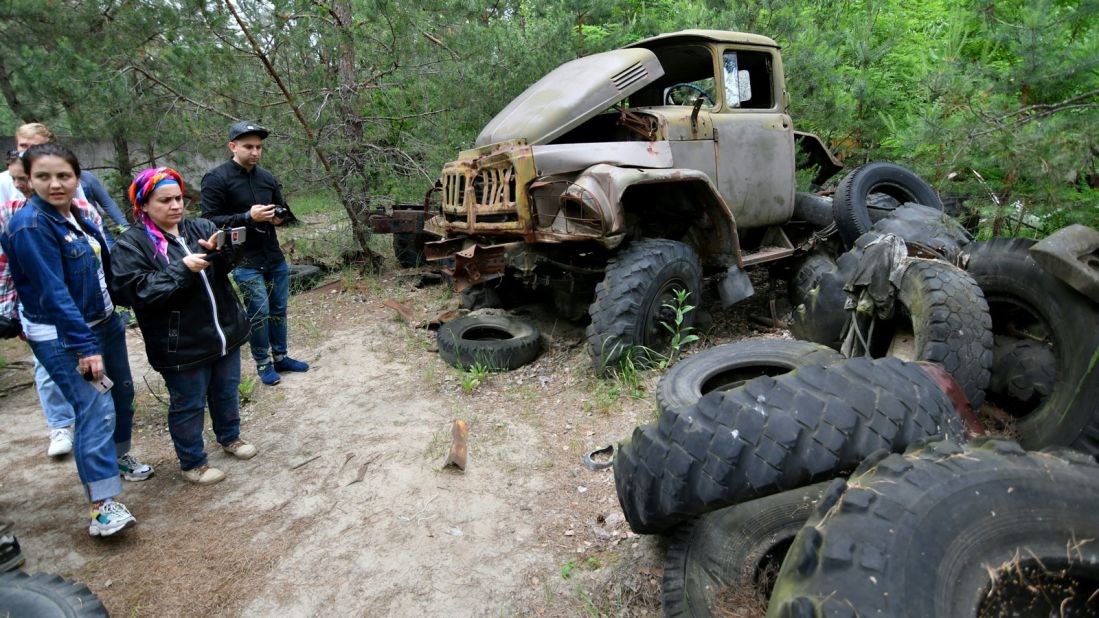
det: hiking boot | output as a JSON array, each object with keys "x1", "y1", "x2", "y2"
[
  {"x1": 257, "y1": 363, "x2": 281, "y2": 385},
  {"x1": 88, "y1": 500, "x2": 136, "y2": 537},
  {"x1": 274, "y1": 356, "x2": 309, "y2": 373},
  {"x1": 0, "y1": 530, "x2": 24, "y2": 572},
  {"x1": 222, "y1": 439, "x2": 257, "y2": 460},
  {"x1": 180, "y1": 465, "x2": 226, "y2": 485},
  {"x1": 118, "y1": 453, "x2": 154, "y2": 481},
  {"x1": 47, "y1": 427, "x2": 73, "y2": 457}
]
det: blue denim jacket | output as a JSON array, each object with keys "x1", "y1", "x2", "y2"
[{"x1": 0, "y1": 195, "x2": 113, "y2": 357}]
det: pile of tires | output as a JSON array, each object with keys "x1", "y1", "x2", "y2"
[{"x1": 613, "y1": 161, "x2": 1099, "y2": 616}]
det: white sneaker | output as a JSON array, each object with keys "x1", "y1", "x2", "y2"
[
  {"x1": 47, "y1": 427, "x2": 73, "y2": 457},
  {"x1": 88, "y1": 500, "x2": 136, "y2": 537}
]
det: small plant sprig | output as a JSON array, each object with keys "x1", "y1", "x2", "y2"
[
  {"x1": 458, "y1": 361, "x2": 492, "y2": 394},
  {"x1": 659, "y1": 289, "x2": 700, "y2": 367}
]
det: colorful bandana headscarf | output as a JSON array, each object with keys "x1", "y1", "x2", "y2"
[{"x1": 128, "y1": 167, "x2": 185, "y2": 263}]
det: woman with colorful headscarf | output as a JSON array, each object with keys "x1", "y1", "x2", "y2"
[{"x1": 111, "y1": 167, "x2": 256, "y2": 485}]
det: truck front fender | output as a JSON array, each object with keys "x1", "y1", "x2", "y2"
[{"x1": 566, "y1": 164, "x2": 741, "y2": 268}]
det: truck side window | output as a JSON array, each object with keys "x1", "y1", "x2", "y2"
[{"x1": 723, "y1": 50, "x2": 774, "y2": 110}]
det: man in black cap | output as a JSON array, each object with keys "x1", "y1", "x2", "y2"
[{"x1": 201, "y1": 121, "x2": 309, "y2": 386}]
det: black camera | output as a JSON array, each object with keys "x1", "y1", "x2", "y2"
[{"x1": 273, "y1": 206, "x2": 288, "y2": 219}]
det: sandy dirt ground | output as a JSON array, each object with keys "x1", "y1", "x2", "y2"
[{"x1": 1, "y1": 266, "x2": 786, "y2": 616}]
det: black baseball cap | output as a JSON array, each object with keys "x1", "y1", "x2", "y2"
[{"x1": 228, "y1": 121, "x2": 269, "y2": 141}]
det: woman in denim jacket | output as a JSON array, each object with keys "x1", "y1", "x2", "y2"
[
  {"x1": 111, "y1": 168, "x2": 256, "y2": 485},
  {"x1": 0, "y1": 144, "x2": 152, "y2": 537}
]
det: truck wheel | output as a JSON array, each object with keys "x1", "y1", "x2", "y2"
[
  {"x1": 436, "y1": 315, "x2": 542, "y2": 371},
  {"x1": 962, "y1": 238, "x2": 1099, "y2": 453},
  {"x1": 0, "y1": 571, "x2": 107, "y2": 616},
  {"x1": 832, "y1": 162, "x2": 943, "y2": 248},
  {"x1": 768, "y1": 439, "x2": 1099, "y2": 618},
  {"x1": 613, "y1": 357, "x2": 966, "y2": 534},
  {"x1": 988, "y1": 336, "x2": 1055, "y2": 411},
  {"x1": 392, "y1": 232, "x2": 426, "y2": 268},
  {"x1": 586, "y1": 239, "x2": 702, "y2": 373},
  {"x1": 662, "y1": 482, "x2": 830, "y2": 618},
  {"x1": 287, "y1": 264, "x2": 323, "y2": 293},
  {"x1": 657, "y1": 339, "x2": 844, "y2": 415},
  {"x1": 861, "y1": 260, "x2": 994, "y2": 409},
  {"x1": 787, "y1": 254, "x2": 851, "y2": 350}
]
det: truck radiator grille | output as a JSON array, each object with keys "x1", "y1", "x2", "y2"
[{"x1": 441, "y1": 164, "x2": 519, "y2": 226}]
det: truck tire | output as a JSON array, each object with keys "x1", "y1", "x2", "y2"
[
  {"x1": 961, "y1": 238, "x2": 1099, "y2": 453},
  {"x1": 587, "y1": 239, "x2": 702, "y2": 373},
  {"x1": 662, "y1": 482, "x2": 831, "y2": 618},
  {"x1": 0, "y1": 571, "x2": 107, "y2": 616},
  {"x1": 392, "y1": 232, "x2": 426, "y2": 268},
  {"x1": 657, "y1": 339, "x2": 844, "y2": 415},
  {"x1": 832, "y1": 162, "x2": 943, "y2": 248},
  {"x1": 613, "y1": 356, "x2": 966, "y2": 534},
  {"x1": 870, "y1": 203, "x2": 973, "y2": 261},
  {"x1": 767, "y1": 439, "x2": 1099, "y2": 618},
  {"x1": 436, "y1": 315, "x2": 542, "y2": 371},
  {"x1": 988, "y1": 336, "x2": 1055, "y2": 410},
  {"x1": 787, "y1": 254, "x2": 851, "y2": 350},
  {"x1": 287, "y1": 264, "x2": 323, "y2": 292},
  {"x1": 863, "y1": 260, "x2": 994, "y2": 409}
]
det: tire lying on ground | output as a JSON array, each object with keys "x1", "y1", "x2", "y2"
[
  {"x1": 613, "y1": 356, "x2": 967, "y2": 534},
  {"x1": 587, "y1": 239, "x2": 702, "y2": 373},
  {"x1": 787, "y1": 254, "x2": 851, "y2": 350},
  {"x1": 859, "y1": 259, "x2": 994, "y2": 409},
  {"x1": 436, "y1": 314, "x2": 542, "y2": 371},
  {"x1": 657, "y1": 339, "x2": 844, "y2": 415},
  {"x1": 832, "y1": 162, "x2": 943, "y2": 248},
  {"x1": 287, "y1": 264, "x2": 324, "y2": 293},
  {"x1": 767, "y1": 438, "x2": 1099, "y2": 618},
  {"x1": 869, "y1": 202, "x2": 973, "y2": 260},
  {"x1": 988, "y1": 335, "x2": 1056, "y2": 411},
  {"x1": 0, "y1": 571, "x2": 107, "y2": 617},
  {"x1": 662, "y1": 482, "x2": 831, "y2": 618},
  {"x1": 961, "y1": 238, "x2": 1099, "y2": 453}
]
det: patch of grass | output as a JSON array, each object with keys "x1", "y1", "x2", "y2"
[
  {"x1": 285, "y1": 191, "x2": 342, "y2": 216},
  {"x1": 238, "y1": 373, "x2": 257, "y2": 404}
]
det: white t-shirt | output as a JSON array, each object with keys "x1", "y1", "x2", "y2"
[{"x1": 20, "y1": 212, "x2": 114, "y2": 342}]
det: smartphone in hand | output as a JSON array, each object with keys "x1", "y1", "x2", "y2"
[{"x1": 80, "y1": 367, "x2": 114, "y2": 394}]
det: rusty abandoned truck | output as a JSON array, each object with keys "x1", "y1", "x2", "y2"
[{"x1": 416, "y1": 30, "x2": 847, "y2": 369}]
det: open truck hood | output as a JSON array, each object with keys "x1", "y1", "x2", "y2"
[{"x1": 475, "y1": 48, "x2": 664, "y2": 147}]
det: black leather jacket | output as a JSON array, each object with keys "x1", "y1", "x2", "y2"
[{"x1": 110, "y1": 218, "x2": 250, "y2": 372}]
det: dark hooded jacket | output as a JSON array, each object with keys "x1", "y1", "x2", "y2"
[{"x1": 110, "y1": 217, "x2": 249, "y2": 372}]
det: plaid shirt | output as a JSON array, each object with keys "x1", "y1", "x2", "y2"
[{"x1": 0, "y1": 195, "x2": 103, "y2": 320}]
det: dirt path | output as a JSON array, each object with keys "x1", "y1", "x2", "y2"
[{"x1": 2, "y1": 269, "x2": 768, "y2": 616}]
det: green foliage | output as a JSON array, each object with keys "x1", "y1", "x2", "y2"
[{"x1": 659, "y1": 289, "x2": 700, "y2": 366}]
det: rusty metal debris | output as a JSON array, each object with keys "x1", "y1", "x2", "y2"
[
  {"x1": 444, "y1": 420, "x2": 469, "y2": 471},
  {"x1": 916, "y1": 362, "x2": 985, "y2": 438}
]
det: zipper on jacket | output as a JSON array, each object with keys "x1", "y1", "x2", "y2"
[{"x1": 176, "y1": 237, "x2": 227, "y2": 357}]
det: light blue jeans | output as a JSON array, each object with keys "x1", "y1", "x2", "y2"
[{"x1": 33, "y1": 356, "x2": 76, "y2": 429}]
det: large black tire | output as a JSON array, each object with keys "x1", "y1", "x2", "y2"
[
  {"x1": 962, "y1": 238, "x2": 1099, "y2": 453},
  {"x1": 860, "y1": 259, "x2": 994, "y2": 409},
  {"x1": 787, "y1": 254, "x2": 850, "y2": 350},
  {"x1": 287, "y1": 264, "x2": 323, "y2": 293},
  {"x1": 0, "y1": 571, "x2": 108, "y2": 617},
  {"x1": 870, "y1": 202, "x2": 973, "y2": 260},
  {"x1": 662, "y1": 482, "x2": 831, "y2": 618},
  {"x1": 988, "y1": 335, "x2": 1056, "y2": 410},
  {"x1": 436, "y1": 315, "x2": 542, "y2": 371},
  {"x1": 832, "y1": 162, "x2": 943, "y2": 248},
  {"x1": 767, "y1": 439, "x2": 1099, "y2": 618},
  {"x1": 392, "y1": 232, "x2": 426, "y2": 268},
  {"x1": 586, "y1": 239, "x2": 702, "y2": 373},
  {"x1": 613, "y1": 356, "x2": 966, "y2": 534},
  {"x1": 657, "y1": 339, "x2": 844, "y2": 415}
]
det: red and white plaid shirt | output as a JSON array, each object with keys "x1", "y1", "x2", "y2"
[{"x1": 0, "y1": 194, "x2": 103, "y2": 320}]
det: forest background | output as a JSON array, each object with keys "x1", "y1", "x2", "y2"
[{"x1": 1, "y1": 0, "x2": 1096, "y2": 253}]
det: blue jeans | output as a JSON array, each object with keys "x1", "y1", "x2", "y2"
[
  {"x1": 233, "y1": 261, "x2": 289, "y2": 366},
  {"x1": 28, "y1": 314, "x2": 135, "y2": 501},
  {"x1": 33, "y1": 355, "x2": 75, "y2": 429},
  {"x1": 160, "y1": 350, "x2": 242, "y2": 471}
]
